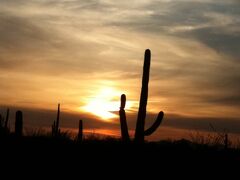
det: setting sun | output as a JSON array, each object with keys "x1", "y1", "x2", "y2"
[{"x1": 81, "y1": 88, "x2": 133, "y2": 121}]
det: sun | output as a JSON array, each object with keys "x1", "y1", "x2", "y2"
[{"x1": 81, "y1": 87, "x2": 132, "y2": 121}]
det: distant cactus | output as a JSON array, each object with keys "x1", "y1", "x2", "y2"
[
  {"x1": 119, "y1": 49, "x2": 164, "y2": 143},
  {"x1": 15, "y1": 110, "x2": 23, "y2": 137},
  {"x1": 0, "y1": 114, "x2": 3, "y2": 127},
  {"x1": 0, "y1": 114, "x2": 4, "y2": 136},
  {"x1": 224, "y1": 133, "x2": 228, "y2": 150},
  {"x1": 52, "y1": 103, "x2": 61, "y2": 136},
  {"x1": 0, "y1": 109, "x2": 10, "y2": 136},
  {"x1": 119, "y1": 94, "x2": 130, "y2": 141},
  {"x1": 78, "y1": 120, "x2": 83, "y2": 142},
  {"x1": 5, "y1": 108, "x2": 9, "y2": 129}
]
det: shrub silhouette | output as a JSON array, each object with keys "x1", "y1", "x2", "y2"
[{"x1": 119, "y1": 49, "x2": 164, "y2": 143}]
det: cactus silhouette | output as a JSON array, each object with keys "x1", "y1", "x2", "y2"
[
  {"x1": 15, "y1": 110, "x2": 23, "y2": 137},
  {"x1": 0, "y1": 108, "x2": 10, "y2": 136},
  {"x1": 52, "y1": 103, "x2": 61, "y2": 136},
  {"x1": 119, "y1": 49, "x2": 164, "y2": 143},
  {"x1": 119, "y1": 94, "x2": 130, "y2": 141},
  {"x1": 78, "y1": 120, "x2": 83, "y2": 142},
  {"x1": 5, "y1": 108, "x2": 9, "y2": 129},
  {"x1": 0, "y1": 114, "x2": 3, "y2": 127},
  {"x1": 0, "y1": 114, "x2": 4, "y2": 136}
]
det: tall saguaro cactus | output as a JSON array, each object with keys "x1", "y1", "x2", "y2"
[
  {"x1": 134, "y1": 49, "x2": 151, "y2": 142},
  {"x1": 52, "y1": 103, "x2": 61, "y2": 136},
  {"x1": 15, "y1": 110, "x2": 23, "y2": 137},
  {"x1": 119, "y1": 49, "x2": 164, "y2": 143}
]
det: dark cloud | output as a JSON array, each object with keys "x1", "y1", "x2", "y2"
[
  {"x1": 207, "y1": 95, "x2": 240, "y2": 106},
  {"x1": 185, "y1": 27, "x2": 240, "y2": 58},
  {"x1": 0, "y1": 105, "x2": 120, "y2": 132},
  {"x1": 109, "y1": 1, "x2": 240, "y2": 58},
  {"x1": 1, "y1": 106, "x2": 239, "y2": 138},
  {"x1": 162, "y1": 113, "x2": 240, "y2": 134},
  {"x1": 0, "y1": 15, "x2": 49, "y2": 47},
  {"x1": 126, "y1": 111, "x2": 240, "y2": 135}
]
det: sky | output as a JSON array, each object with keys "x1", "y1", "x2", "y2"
[{"x1": 0, "y1": 0, "x2": 240, "y2": 140}]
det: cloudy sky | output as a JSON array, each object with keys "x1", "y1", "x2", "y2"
[{"x1": 0, "y1": 0, "x2": 240, "y2": 139}]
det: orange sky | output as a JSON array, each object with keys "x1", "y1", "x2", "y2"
[{"x1": 0, "y1": 0, "x2": 240, "y2": 140}]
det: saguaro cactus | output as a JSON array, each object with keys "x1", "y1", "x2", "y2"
[
  {"x1": 119, "y1": 94, "x2": 130, "y2": 141},
  {"x1": 15, "y1": 111, "x2": 23, "y2": 137},
  {"x1": 119, "y1": 49, "x2": 164, "y2": 143},
  {"x1": 78, "y1": 120, "x2": 83, "y2": 142},
  {"x1": 135, "y1": 49, "x2": 164, "y2": 143},
  {"x1": 52, "y1": 103, "x2": 61, "y2": 136}
]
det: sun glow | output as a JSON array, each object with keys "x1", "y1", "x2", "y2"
[{"x1": 81, "y1": 88, "x2": 133, "y2": 121}]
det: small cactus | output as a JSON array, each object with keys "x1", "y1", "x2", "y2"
[
  {"x1": 0, "y1": 108, "x2": 10, "y2": 136},
  {"x1": 119, "y1": 94, "x2": 130, "y2": 141},
  {"x1": 15, "y1": 111, "x2": 23, "y2": 137},
  {"x1": 52, "y1": 103, "x2": 61, "y2": 136},
  {"x1": 119, "y1": 49, "x2": 164, "y2": 143},
  {"x1": 5, "y1": 108, "x2": 9, "y2": 130},
  {"x1": 78, "y1": 120, "x2": 83, "y2": 142}
]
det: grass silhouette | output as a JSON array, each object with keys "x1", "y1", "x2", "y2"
[{"x1": 0, "y1": 128, "x2": 239, "y2": 175}]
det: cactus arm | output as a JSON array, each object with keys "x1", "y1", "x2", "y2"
[
  {"x1": 119, "y1": 94, "x2": 130, "y2": 141},
  {"x1": 144, "y1": 111, "x2": 164, "y2": 136},
  {"x1": 120, "y1": 94, "x2": 126, "y2": 109},
  {"x1": 135, "y1": 49, "x2": 151, "y2": 142}
]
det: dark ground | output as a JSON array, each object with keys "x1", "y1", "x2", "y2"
[{"x1": 0, "y1": 135, "x2": 239, "y2": 178}]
